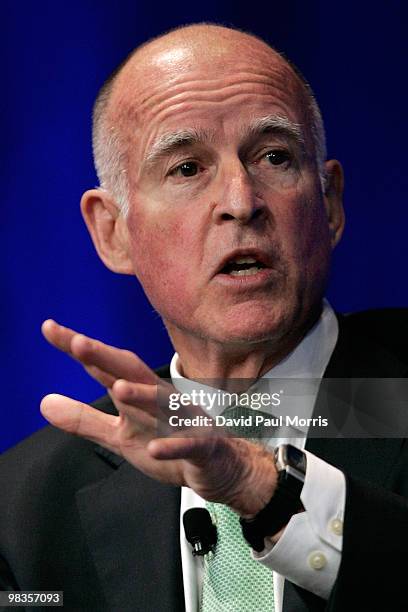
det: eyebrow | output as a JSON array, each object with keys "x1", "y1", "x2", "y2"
[
  {"x1": 144, "y1": 114, "x2": 305, "y2": 167},
  {"x1": 145, "y1": 128, "x2": 215, "y2": 166},
  {"x1": 242, "y1": 115, "x2": 305, "y2": 148}
]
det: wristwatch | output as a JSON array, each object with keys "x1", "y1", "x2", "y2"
[{"x1": 239, "y1": 444, "x2": 307, "y2": 552}]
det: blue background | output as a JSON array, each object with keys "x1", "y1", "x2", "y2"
[{"x1": 2, "y1": 1, "x2": 407, "y2": 452}]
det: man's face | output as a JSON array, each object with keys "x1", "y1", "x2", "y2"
[{"x1": 111, "y1": 35, "x2": 335, "y2": 346}]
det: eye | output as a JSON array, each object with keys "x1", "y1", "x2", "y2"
[
  {"x1": 264, "y1": 149, "x2": 291, "y2": 165},
  {"x1": 170, "y1": 161, "x2": 199, "y2": 177}
]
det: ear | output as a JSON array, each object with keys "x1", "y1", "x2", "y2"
[
  {"x1": 322, "y1": 159, "x2": 345, "y2": 249},
  {"x1": 80, "y1": 189, "x2": 134, "y2": 274}
]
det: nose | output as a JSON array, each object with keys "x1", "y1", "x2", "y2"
[{"x1": 214, "y1": 162, "x2": 265, "y2": 224}]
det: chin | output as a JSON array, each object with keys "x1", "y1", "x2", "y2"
[
  {"x1": 212, "y1": 327, "x2": 283, "y2": 346},
  {"x1": 207, "y1": 308, "x2": 291, "y2": 346}
]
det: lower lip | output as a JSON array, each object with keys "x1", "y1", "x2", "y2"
[{"x1": 213, "y1": 267, "x2": 278, "y2": 289}]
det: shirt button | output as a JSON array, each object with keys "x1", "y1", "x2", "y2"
[
  {"x1": 330, "y1": 518, "x2": 343, "y2": 536},
  {"x1": 308, "y1": 551, "x2": 327, "y2": 570}
]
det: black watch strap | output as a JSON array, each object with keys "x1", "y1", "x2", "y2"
[{"x1": 239, "y1": 450, "x2": 305, "y2": 552}]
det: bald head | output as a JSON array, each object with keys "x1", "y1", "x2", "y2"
[
  {"x1": 123, "y1": 23, "x2": 280, "y2": 71},
  {"x1": 92, "y1": 23, "x2": 326, "y2": 215}
]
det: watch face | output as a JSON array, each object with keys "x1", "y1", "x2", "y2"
[{"x1": 286, "y1": 444, "x2": 307, "y2": 474}]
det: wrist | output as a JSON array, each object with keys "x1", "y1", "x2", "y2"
[
  {"x1": 240, "y1": 444, "x2": 306, "y2": 551},
  {"x1": 228, "y1": 441, "x2": 278, "y2": 517}
]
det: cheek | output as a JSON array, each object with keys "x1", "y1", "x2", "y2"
[
  {"x1": 291, "y1": 200, "x2": 332, "y2": 292},
  {"x1": 301, "y1": 200, "x2": 331, "y2": 256},
  {"x1": 274, "y1": 188, "x2": 331, "y2": 278},
  {"x1": 125, "y1": 208, "x2": 200, "y2": 311}
]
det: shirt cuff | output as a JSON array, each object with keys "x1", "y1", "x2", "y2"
[{"x1": 252, "y1": 450, "x2": 346, "y2": 600}]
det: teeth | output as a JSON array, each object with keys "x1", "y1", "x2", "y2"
[
  {"x1": 233, "y1": 257, "x2": 257, "y2": 264},
  {"x1": 230, "y1": 267, "x2": 261, "y2": 276}
]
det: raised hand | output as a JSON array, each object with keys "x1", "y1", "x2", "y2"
[{"x1": 40, "y1": 320, "x2": 277, "y2": 517}]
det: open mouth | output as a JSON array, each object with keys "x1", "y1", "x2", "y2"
[{"x1": 221, "y1": 256, "x2": 267, "y2": 276}]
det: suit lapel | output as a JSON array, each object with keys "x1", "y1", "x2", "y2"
[{"x1": 76, "y1": 455, "x2": 185, "y2": 612}]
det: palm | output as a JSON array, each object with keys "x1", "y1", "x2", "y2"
[{"x1": 40, "y1": 319, "x2": 277, "y2": 516}]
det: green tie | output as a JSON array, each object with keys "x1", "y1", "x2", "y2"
[
  {"x1": 201, "y1": 502, "x2": 275, "y2": 611},
  {"x1": 220, "y1": 404, "x2": 272, "y2": 440}
]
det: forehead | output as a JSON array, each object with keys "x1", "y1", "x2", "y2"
[{"x1": 108, "y1": 34, "x2": 309, "y2": 156}]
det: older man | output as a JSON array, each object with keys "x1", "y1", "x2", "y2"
[{"x1": 0, "y1": 23, "x2": 407, "y2": 612}]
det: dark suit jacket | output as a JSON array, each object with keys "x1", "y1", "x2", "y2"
[{"x1": 0, "y1": 310, "x2": 408, "y2": 612}]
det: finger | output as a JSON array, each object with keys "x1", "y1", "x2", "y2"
[
  {"x1": 42, "y1": 319, "x2": 158, "y2": 387},
  {"x1": 108, "y1": 388, "x2": 158, "y2": 432},
  {"x1": 42, "y1": 320, "x2": 118, "y2": 388},
  {"x1": 148, "y1": 435, "x2": 219, "y2": 464},
  {"x1": 40, "y1": 393, "x2": 120, "y2": 454},
  {"x1": 111, "y1": 380, "x2": 159, "y2": 412},
  {"x1": 41, "y1": 319, "x2": 77, "y2": 356},
  {"x1": 70, "y1": 334, "x2": 158, "y2": 385},
  {"x1": 111, "y1": 379, "x2": 210, "y2": 426},
  {"x1": 85, "y1": 364, "x2": 117, "y2": 389}
]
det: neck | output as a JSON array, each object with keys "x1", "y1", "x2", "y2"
[{"x1": 165, "y1": 307, "x2": 321, "y2": 382}]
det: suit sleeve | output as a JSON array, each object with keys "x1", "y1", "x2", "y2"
[
  {"x1": 0, "y1": 555, "x2": 20, "y2": 612},
  {"x1": 327, "y1": 475, "x2": 408, "y2": 611},
  {"x1": 0, "y1": 554, "x2": 19, "y2": 590}
]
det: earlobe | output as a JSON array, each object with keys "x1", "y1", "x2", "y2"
[
  {"x1": 80, "y1": 189, "x2": 134, "y2": 274},
  {"x1": 323, "y1": 160, "x2": 345, "y2": 249}
]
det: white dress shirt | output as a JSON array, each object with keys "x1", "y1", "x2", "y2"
[{"x1": 170, "y1": 300, "x2": 346, "y2": 611}]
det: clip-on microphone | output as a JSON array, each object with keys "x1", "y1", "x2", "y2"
[{"x1": 183, "y1": 508, "x2": 217, "y2": 556}]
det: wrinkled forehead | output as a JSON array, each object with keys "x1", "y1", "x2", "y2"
[{"x1": 106, "y1": 32, "x2": 310, "y2": 147}]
